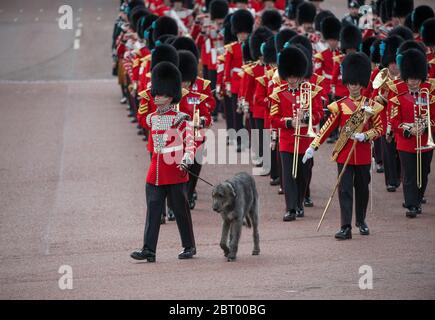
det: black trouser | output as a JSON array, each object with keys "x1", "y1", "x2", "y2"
[
  {"x1": 254, "y1": 118, "x2": 264, "y2": 159},
  {"x1": 207, "y1": 69, "x2": 220, "y2": 116},
  {"x1": 305, "y1": 158, "x2": 313, "y2": 198},
  {"x1": 202, "y1": 65, "x2": 209, "y2": 81},
  {"x1": 398, "y1": 150, "x2": 433, "y2": 208},
  {"x1": 381, "y1": 136, "x2": 401, "y2": 187},
  {"x1": 187, "y1": 149, "x2": 203, "y2": 200},
  {"x1": 224, "y1": 95, "x2": 234, "y2": 131},
  {"x1": 373, "y1": 138, "x2": 383, "y2": 165},
  {"x1": 281, "y1": 152, "x2": 312, "y2": 211},
  {"x1": 232, "y1": 94, "x2": 244, "y2": 132},
  {"x1": 337, "y1": 163, "x2": 371, "y2": 227},
  {"x1": 144, "y1": 183, "x2": 195, "y2": 252},
  {"x1": 270, "y1": 146, "x2": 280, "y2": 180}
]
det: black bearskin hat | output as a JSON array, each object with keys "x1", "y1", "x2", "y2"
[
  {"x1": 151, "y1": 44, "x2": 179, "y2": 70},
  {"x1": 172, "y1": 36, "x2": 199, "y2": 59},
  {"x1": 130, "y1": 7, "x2": 149, "y2": 32},
  {"x1": 412, "y1": 5, "x2": 435, "y2": 33},
  {"x1": 231, "y1": 9, "x2": 254, "y2": 34},
  {"x1": 288, "y1": 35, "x2": 312, "y2": 57},
  {"x1": 370, "y1": 39, "x2": 381, "y2": 64},
  {"x1": 152, "y1": 16, "x2": 178, "y2": 42},
  {"x1": 151, "y1": 62, "x2": 182, "y2": 104},
  {"x1": 398, "y1": 48, "x2": 428, "y2": 81},
  {"x1": 388, "y1": 25, "x2": 414, "y2": 41},
  {"x1": 297, "y1": 1, "x2": 317, "y2": 25},
  {"x1": 340, "y1": 24, "x2": 362, "y2": 51},
  {"x1": 380, "y1": 35, "x2": 404, "y2": 67},
  {"x1": 314, "y1": 10, "x2": 334, "y2": 32},
  {"x1": 249, "y1": 26, "x2": 274, "y2": 60},
  {"x1": 223, "y1": 13, "x2": 237, "y2": 44},
  {"x1": 361, "y1": 36, "x2": 377, "y2": 59},
  {"x1": 392, "y1": 0, "x2": 413, "y2": 18},
  {"x1": 210, "y1": 0, "x2": 229, "y2": 20},
  {"x1": 286, "y1": 0, "x2": 304, "y2": 20},
  {"x1": 294, "y1": 44, "x2": 313, "y2": 78},
  {"x1": 261, "y1": 9, "x2": 283, "y2": 32},
  {"x1": 422, "y1": 18, "x2": 435, "y2": 47},
  {"x1": 278, "y1": 45, "x2": 308, "y2": 79},
  {"x1": 262, "y1": 36, "x2": 277, "y2": 64},
  {"x1": 178, "y1": 50, "x2": 198, "y2": 84},
  {"x1": 397, "y1": 40, "x2": 426, "y2": 56},
  {"x1": 242, "y1": 40, "x2": 253, "y2": 63},
  {"x1": 275, "y1": 28, "x2": 298, "y2": 52},
  {"x1": 321, "y1": 16, "x2": 341, "y2": 40},
  {"x1": 341, "y1": 52, "x2": 371, "y2": 87}
]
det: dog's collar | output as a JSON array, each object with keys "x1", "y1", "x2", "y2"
[{"x1": 225, "y1": 181, "x2": 237, "y2": 198}]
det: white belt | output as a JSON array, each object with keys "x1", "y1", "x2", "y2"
[
  {"x1": 231, "y1": 67, "x2": 242, "y2": 75},
  {"x1": 323, "y1": 74, "x2": 332, "y2": 80},
  {"x1": 155, "y1": 145, "x2": 183, "y2": 154}
]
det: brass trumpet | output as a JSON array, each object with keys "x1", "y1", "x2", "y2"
[
  {"x1": 193, "y1": 102, "x2": 202, "y2": 139},
  {"x1": 292, "y1": 81, "x2": 316, "y2": 179},
  {"x1": 415, "y1": 88, "x2": 434, "y2": 188}
]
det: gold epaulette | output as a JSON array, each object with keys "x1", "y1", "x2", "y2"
[
  {"x1": 389, "y1": 96, "x2": 400, "y2": 105},
  {"x1": 311, "y1": 84, "x2": 323, "y2": 98},
  {"x1": 199, "y1": 93, "x2": 208, "y2": 103},
  {"x1": 202, "y1": 79, "x2": 211, "y2": 90},
  {"x1": 269, "y1": 84, "x2": 286, "y2": 103},
  {"x1": 327, "y1": 101, "x2": 340, "y2": 114},
  {"x1": 182, "y1": 88, "x2": 189, "y2": 97},
  {"x1": 256, "y1": 76, "x2": 266, "y2": 86},
  {"x1": 224, "y1": 42, "x2": 236, "y2": 54},
  {"x1": 386, "y1": 79, "x2": 398, "y2": 94},
  {"x1": 138, "y1": 90, "x2": 150, "y2": 99},
  {"x1": 266, "y1": 68, "x2": 275, "y2": 79},
  {"x1": 133, "y1": 58, "x2": 140, "y2": 68},
  {"x1": 218, "y1": 54, "x2": 225, "y2": 62},
  {"x1": 315, "y1": 74, "x2": 325, "y2": 86},
  {"x1": 429, "y1": 57, "x2": 435, "y2": 65},
  {"x1": 314, "y1": 52, "x2": 323, "y2": 61},
  {"x1": 272, "y1": 69, "x2": 281, "y2": 84},
  {"x1": 333, "y1": 54, "x2": 343, "y2": 63},
  {"x1": 429, "y1": 78, "x2": 435, "y2": 92}
]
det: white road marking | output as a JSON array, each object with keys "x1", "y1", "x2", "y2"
[
  {"x1": 75, "y1": 29, "x2": 81, "y2": 37},
  {"x1": 74, "y1": 38, "x2": 80, "y2": 50},
  {"x1": 96, "y1": 16, "x2": 101, "y2": 21},
  {"x1": 77, "y1": 22, "x2": 83, "y2": 28},
  {"x1": 76, "y1": 16, "x2": 81, "y2": 22}
]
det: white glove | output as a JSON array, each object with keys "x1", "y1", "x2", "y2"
[
  {"x1": 179, "y1": 152, "x2": 194, "y2": 172},
  {"x1": 302, "y1": 147, "x2": 315, "y2": 164},
  {"x1": 363, "y1": 105, "x2": 374, "y2": 115},
  {"x1": 352, "y1": 132, "x2": 366, "y2": 142}
]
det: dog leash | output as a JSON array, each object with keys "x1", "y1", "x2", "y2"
[{"x1": 182, "y1": 167, "x2": 215, "y2": 187}]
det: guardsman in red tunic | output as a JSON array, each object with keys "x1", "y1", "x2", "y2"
[
  {"x1": 260, "y1": 8, "x2": 283, "y2": 33},
  {"x1": 390, "y1": 49, "x2": 435, "y2": 218},
  {"x1": 329, "y1": 24, "x2": 362, "y2": 143},
  {"x1": 177, "y1": 51, "x2": 212, "y2": 209},
  {"x1": 422, "y1": 18, "x2": 435, "y2": 79},
  {"x1": 223, "y1": 9, "x2": 254, "y2": 150},
  {"x1": 138, "y1": 44, "x2": 180, "y2": 145},
  {"x1": 270, "y1": 46, "x2": 324, "y2": 221},
  {"x1": 314, "y1": 16, "x2": 341, "y2": 100},
  {"x1": 304, "y1": 53, "x2": 384, "y2": 240},
  {"x1": 131, "y1": 62, "x2": 197, "y2": 262},
  {"x1": 240, "y1": 26, "x2": 273, "y2": 166},
  {"x1": 296, "y1": 2, "x2": 322, "y2": 53}
]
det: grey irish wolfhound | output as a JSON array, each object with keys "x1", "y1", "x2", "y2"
[{"x1": 211, "y1": 172, "x2": 260, "y2": 261}]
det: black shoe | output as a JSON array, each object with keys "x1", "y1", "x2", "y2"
[
  {"x1": 416, "y1": 206, "x2": 422, "y2": 215},
  {"x1": 131, "y1": 118, "x2": 138, "y2": 123},
  {"x1": 160, "y1": 215, "x2": 166, "y2": 224},
  {"x1": 131, "y1": 248, "x2": 156, "y2": 262},
  {"x1": 178, "y1": 247, "x2": 196, "y2": 259},
  {"x1": 142, "y1": 136, "x2": 148, "y2": 142},
  {"x1": 283, "y1": 210, "x2": 296, "y2": 222},
  {"x1": 335, "y1": 226, "x2": 352, "y2": 240},
  {"x1": 356, "y1": 222, "x2": 370, "y2": 235},
  {"x1": 192, "y1": 191, "x2": 198, "y2": 201},
  {"x1": 167, "y1": 209, "x2": 175, "y2": 221},
  {"x1": 326, "y1": 137, "x2": 336, "y2": 144},
  {"x1": 304, "y1": 197, "x2": 314, "y2": 207},
  {"x1": 406, "y1": 207, "x2": 418, "y2": 218},
  {"x1": 278, "y1": 187, "x2": 284, "y2": 195},
  {"x1": 212, "y1": 115, "x2": 218, "y2": 122},
  {"x1": 270, "y1": 177, "x2": 280, "y2": 186},
  {"x1": 386, "y1": 185, "x2": 396, "y2": 192},
  {"x1": 421, "y1": 197, "x2": 427, "y2": 204},
  {"x1": 296, "y1": 208, "x2": 304, "y2": 218},
  {"x1": 376, "y1": 164, "x2": 384, "y2": 173},
  {"x1": 189, "y1": 198, "x2": 196, "y2": 210},
  {"x1": 128, "y1": 112, "x2": 135, "y2": 118}
]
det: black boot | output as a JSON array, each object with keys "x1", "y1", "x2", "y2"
[
  {"x1": 131, "y1": 248, "x2": 156, "y2": 262},
  {"x1": 270, "y1": 177, "x2": 280, "y2": 186},
  {"x1": 304, "y1": 197, "x2": 314, "y2": 207},
  {"x1": 283, "y1": 210, "x2": 296, "y2": 222},
  {"x1": 192, "y1": 190, "x2": 198, "y2": 201},
  {"x1": 178, "y1": 247, "x2": 196, "y2": 259},
  {"x1": 189, "y1": 198, "x2": 196, "y2": 210},
  {"x1": 296, "y1": 208, "x2": 304, "y2": 218},
  {"x1": 167, "y1": 209, "x2": 175, "y2": 221},
  {"x1": 406, "y1": 207, "x2": 418, "y2": 218},
  {"x1": 335, "y1": 225, "x2": 352, "y2": 240},
  {"x1": 356, "y1": 222, "x2": 370, "y2": 235}
]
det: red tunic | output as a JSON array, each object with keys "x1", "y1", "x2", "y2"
[
  {"x1": 390, "y1": 81, "x2": 435, "y2": 154},
  {"x1": 314, "y1": 48, "x2": 341, "y2": 95},
  {"x1": 311, "y1": 96, "x2": 384, "y2": 165},
  {"x1": 331, "y1": 53, "x2": 349, "y2": 98},
  {"x1": 269, "y1": 83, "x2": 324, "y2": 154},
  {"x1": 223, "y1": 41, "x2": 244, "y2": 95}
]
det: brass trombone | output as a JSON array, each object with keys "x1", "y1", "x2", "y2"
[
  {"x1": 292, "y1": 81, "x2": 316, "y2": 179},
  {"x1": 415, "y1": 88, "x2": 434, "y2": 188}
]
